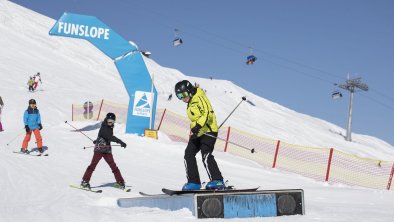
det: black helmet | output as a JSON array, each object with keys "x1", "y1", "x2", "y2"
[
  {"x1": 29, "y1": 99, "x2": 36, "y2": 105},
  {"x1": 106, "y1": 112, "x2": 116, "y2": 121},
  {"x1": 175, "y1": 80, "x2": 196, "y2": 99}
]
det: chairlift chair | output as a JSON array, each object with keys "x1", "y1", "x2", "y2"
[
  {"x1": 332, "y1": 91, "x2": 342, "y2": 99},
  {"x1": 173, "y1": 28, "x2": 183, "y2": 47},
  {"x1": 173, "y1": 38, "x2": 183, "y2": 47},
  {"x1": 246, "y1": 47, "x2": 257, "y2": 65},
  {"x1": 246, "y1": 55, "x2": 257, "y2": 65}
]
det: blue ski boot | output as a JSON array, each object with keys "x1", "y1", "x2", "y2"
[
  {"x1": 182, "y1": 183, "x2": 201, "y2": 191},
  {"x1": 205, "y1": 179, "x2": 225, "y2": 190}
]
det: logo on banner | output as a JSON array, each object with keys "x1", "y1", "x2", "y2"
[
  {"x1": 132, "y1": 91, "x2": 152, "y2": 117},
  {"x1": 57, "y1": 22, "x2": 110, "y2": 39}
]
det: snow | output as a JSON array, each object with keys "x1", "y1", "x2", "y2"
[{"x1": 0, "y1": 1, "x2": 394, "y2": 221}]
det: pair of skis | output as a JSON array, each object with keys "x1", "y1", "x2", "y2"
[
  {"x1": 70, "y1": 183, "x2": 258, "y2": 195},
  {"x1": 69, "y1": 184, "x2": 131, "y2": 193},
  {"x1": 13, "y1": 151, "x2": 48, "y2": 156},
  {"x1": 140, "y1": 187, "x2": 260, "y2": 196}
]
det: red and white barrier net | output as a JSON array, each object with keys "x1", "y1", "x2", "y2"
[{"x1": 72, "y1": 101, "x2": 394, "y2": 190}]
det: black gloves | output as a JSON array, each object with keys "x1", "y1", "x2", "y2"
[
  {"x1": 191, "y1": 124, "x2": 202, "y2": 135},
  {"x1": 93, "y1": 140, "x2": 97, "y2": 144},
  {"x1": 25, "y1": 125, "x2": 30, "y2": 133},
  {"x1": 190, "y1": 124, "x2": 202, "y2": 140},
  {"x1": 119, "y1": 141, "x2": 127, "y2": 148},
  {"x1": 38, "y1": 123, "x2": 43, "y2": 130}
]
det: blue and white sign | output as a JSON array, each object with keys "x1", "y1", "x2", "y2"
[
  {"x1": 133, "y1": 91, "x2": 153, "y2": 117},
  {"x1": 49, "y1": 13, "x2": 157, "y2": 135}
]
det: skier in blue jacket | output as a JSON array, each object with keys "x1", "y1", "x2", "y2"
[{"x1": 21, "y1": 99, "x2": 43, "y2": 153}]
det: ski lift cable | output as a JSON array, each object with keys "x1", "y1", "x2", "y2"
[
  {"x1": 135, "y1": 2, "x2": 346, "y2": 82},
  {"x1": 333, "y1": 81, "x2": 394, "y2": 108},
  {"x1": 132, "y1": 5, "x2": 339, "y2": 85},
  {"x1": 132, "y1": 1, "x2": 346, "y2": 81},
  {"x1": 369, "y1": 88, "x2": 394, "y2": 103},
  {"x1": 333, "y1": 82, "x2": 394, "y2": 112},
  {"x1": 132, "y1": 1, "x2": 394, "y2": 109},
  {"x1": 358, "y1": 93, "x2": 394, "y2": 112}
]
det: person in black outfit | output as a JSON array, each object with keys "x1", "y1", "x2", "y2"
[
  {"x1": 81, "y1": 113, "x2": 127, "y2": 190},
  {"x1": 175, "y1": 80, "x2": 225, "y2": 190}
]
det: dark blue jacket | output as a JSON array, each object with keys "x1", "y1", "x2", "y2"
[{"x1": 23, "y1": 106, "x2": 41, "y2": 130}]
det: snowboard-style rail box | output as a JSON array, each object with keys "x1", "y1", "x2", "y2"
[{"x1": 117, "y1": 189, "x2": 304, "y2": 219}]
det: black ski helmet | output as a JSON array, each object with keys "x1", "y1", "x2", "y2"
[
  {"x1": 29, "y1": 99, "x2": 36, "y2": 105},
  {"x1": 174, "y1": 80, "x2": 196, "y2": 99},
  {"x1": 106, "y1": 112, "x2": 116, "y2": 121}
]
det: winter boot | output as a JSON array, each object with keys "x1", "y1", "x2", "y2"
[
  {"x1": 182, "y1": 182, "x2": 201, "y2": 191},
  {"x1": 205, "y1": 179, "x2": 225, "y2": 190},
  {"x1": 38, "y1": 148, "x2": 43, "y2": 153},
  {"x1": 115, "y1": 181, "x2": 125, "y2": 190},
  {"x1": 80, "y1": 181, "x2": 91, "y2": 189},
  {"x1": 20, "y1": 148, "x2": 30, "y2": 154}
]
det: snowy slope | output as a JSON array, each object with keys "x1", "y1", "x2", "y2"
[{"x1": 1, "y1": 1, "x2": 394, "y2": 222}]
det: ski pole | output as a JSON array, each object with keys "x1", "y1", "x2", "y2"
[
  {"x1": 218, "y1": 96, "x2": 246, "y2": 129},
  {"x1": 64, "y1": 121, "x2": 94, "y2": 142},
  {"x1": 203, "y1": 133, "x2": 256, "y2": 153},
  {"x1": 83, "y1": 145, "x2": 121, "y2": 149},
  {"x1": 6, "y1": 131, "x2": 25, "y2": 146}
]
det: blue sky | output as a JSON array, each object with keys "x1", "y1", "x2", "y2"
[{"x1": 10, "y1": 0, "x2": 394, "y2": 146}]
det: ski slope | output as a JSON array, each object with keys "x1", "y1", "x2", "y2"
[{"x1": 0, "y1": 1, "x2": 394, "y2": 221}]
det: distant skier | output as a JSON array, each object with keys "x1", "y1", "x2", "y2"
[
  {"x1": 21, "y1": 99, "x2": 43, "y2": 153},
  {"x1": 0, "y1": 96, "x2": 4, "y2": 132},
  {"x1": 27, "y1": 76, "x2": 34, "y2": 92},
  {"x1": 81, "y1": 113, "x2": 127, "y2": 190},
  {"x1": 33, "y1": 72, "x2": 42, "y2": 90},
  {"x1": 168, "y1": 94, "x2": 173, "y2": 101},
  {"x1": 175, "y1": 80, "x2": 225, "y2": 190}
]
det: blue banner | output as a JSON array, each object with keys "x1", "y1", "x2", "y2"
[
  {"x1": 49, "y1": 13, "x2": 157, "y2": 135},
  {"x1": 115, "y1": 52, "x2": 158, "y2": 133}
]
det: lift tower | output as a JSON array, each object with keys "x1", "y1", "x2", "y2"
[{"x1": 337, "y1": 77, "x2": 368, "y2": 142}]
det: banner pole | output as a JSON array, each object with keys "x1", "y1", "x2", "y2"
[{"x1": 149, "y1": 72, "x2": 155, "y2": 129}]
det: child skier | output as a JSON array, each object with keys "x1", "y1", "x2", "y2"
[
  {"x1": 174, "y1": 80, "x2": 225, "y2": 190},
  {"x1": 27, "y1": 77, "x2": 34, "y2": 92},
  {"x1": 33, "y1": 72, "x2": 42, "y2": 90},
  {"x1": 21, "y1": 99, "x2": 43, "y2": 153},
  {"x1": 81, "y1": 113, "x2": 127, "y2": 190}
]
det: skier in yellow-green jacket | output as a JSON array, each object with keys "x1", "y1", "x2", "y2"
[{"x1": 175, "y1": 80, "x2": 225, "y2": 191}]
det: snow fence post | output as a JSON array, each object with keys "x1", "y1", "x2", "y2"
[
  {"x1": 272, "y1": 140, "x2": 281, "y2": 168},
  {"x1": 97, "y1": 99, "x2": 104, "y2": 121},
  {"x1": 224, "y1": 127, "x2": 231, "y2": 152},
  {"x1": 386, "y1": 162, "x2": 394, "y2": 190},
  {"x1": 325, "y1": 148, "x2": 334, "y2": 182},
  {"x1": 72, "y1": 104, "x2": 74, "y2": 121},
  {"x1": 157, "y1": 108, "x2": 167, "y2": 131}
]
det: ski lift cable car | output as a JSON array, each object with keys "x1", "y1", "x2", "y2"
[
  {"x1": 332, "y1": 90, "x2": 343, "y2": 99},
  {"x1": 246, "y1": 47, "x2": 257, "y2": 65},
  {"x1": 173, "y1": 28, "x2": 183, "y2": 47}
]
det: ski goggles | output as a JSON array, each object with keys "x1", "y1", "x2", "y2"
[{"x1": 176, "y1": 92, "x2": 190, "y2": 100}]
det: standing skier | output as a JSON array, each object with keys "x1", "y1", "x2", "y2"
[
  {"x1": 175, "y1": 80, "x2": 225, "y2": 190},
  {"x1": 27, "y1": 77, "x2": 34, "y2": 92},
  {"x1": 0, "y1": 96, "x2": 4, "y2": 132},
  {"x1": 21, "y1": 99, "x2": 43, "y2": 153},
  {"x1": 81, "y1": 113, "x2": 127, "y2": 190},
  {"x1": 33, "y1": 72, "x2": 42, "y2": 90}
]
